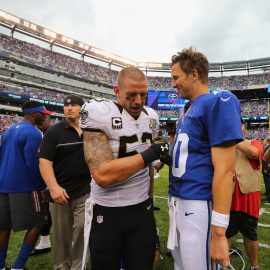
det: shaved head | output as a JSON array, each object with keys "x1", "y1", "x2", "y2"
[
  {"x1": 117, "y1": 67, "x2": 147, "y2": 89},
  {"x1": 114, "y1": 66, "x2": 148, "y2": 118}
]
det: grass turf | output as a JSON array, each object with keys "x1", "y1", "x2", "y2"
[{"x1": 6, "y1": 165, "x2": 270, "y2": 269}]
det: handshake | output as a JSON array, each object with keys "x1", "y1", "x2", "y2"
[{"x1": 141, "y1": 140, "x2": 172, "y2": 166}]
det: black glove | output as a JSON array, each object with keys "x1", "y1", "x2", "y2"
[
  {"x1": 160, "y1": 154, "x2": 172, "y2": 166},
  {"x1": 141, "y1": 141, "x2": 169, "y2": 165}
]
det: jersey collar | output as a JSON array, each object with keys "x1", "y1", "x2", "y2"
[{"x1": 113, "y1": 102, "x2": 149, "y2": 117}]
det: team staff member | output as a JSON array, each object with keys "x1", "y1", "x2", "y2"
[
  {"x1": 167, "y1": 47, "x2": 243, "y2": 270},
  {"x1": 0, "y1": 101, "x2": 52, "y2": 270},
  {"x1": 226, "y1": 119, "x2": 263, "y2": 270},
  {"x1": 39, "y1": 95, "x2": 91, "y2": 270},
  {"x1": 80, "y1": 67, "x2": 169, "y2": 270}
]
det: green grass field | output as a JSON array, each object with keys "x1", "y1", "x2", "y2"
[{"x1": 6, "y1": 166, "x2": 270, "y2": 269}]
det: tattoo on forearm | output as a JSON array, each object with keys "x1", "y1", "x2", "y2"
[{"x1": 83, "y1": 131, "x2": 113, "y2": 171}]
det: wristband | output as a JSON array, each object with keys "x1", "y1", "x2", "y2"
[{"x1": 211, "y1": 210, "x2": 230, "y2": 228}]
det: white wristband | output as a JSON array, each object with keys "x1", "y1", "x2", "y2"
[{"x1": 211, "y1": 211, "x2": 230, "y2": 228}]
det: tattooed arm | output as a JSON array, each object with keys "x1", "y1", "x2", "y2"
[{"x1": 83, "y1": 130, "x2": 145, "y2": 188}]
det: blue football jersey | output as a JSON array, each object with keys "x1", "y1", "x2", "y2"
[{"x1": 169, "y1": 91, "x2": 243, "y2": 200}]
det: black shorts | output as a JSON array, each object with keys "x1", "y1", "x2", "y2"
[
  {"x1": 226, "y1": 211, "x2": 258, "y2": 241},
  {"x1": 90, "y1": 198, "x2": 157, "y2": 270},
  {"x1": 0, "y1": 192, "x2": 48, "y2": 232}
]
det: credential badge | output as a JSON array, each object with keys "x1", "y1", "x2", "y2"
[{"x1": 149, "y1": 118, "x2": 157, "y2": 129}]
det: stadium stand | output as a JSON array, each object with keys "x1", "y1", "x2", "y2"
[
  {"x1": 148, "y1": 73, "x2": 270, "y2": 90},
  {"x1": 0, "y1": 33, "x2": 118, "y2": 87},
  {"x1": 0, "y1": 113, "x2": 59, "y2": 134},
  {"x1": 240, "y1": 99, "x2": 268, "y2": 117},
  {"x1": 0, "y1": 33, "x2": 269, "y2": 90},
  {"x1": 0, "y1": 33, "x2": 270, "y2": 141}
]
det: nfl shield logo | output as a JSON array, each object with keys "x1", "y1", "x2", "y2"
[
  {"x1": 97, "y1": 215, "x2": 103, "y2": 224},
  {"x1": 149, "y1": 118, "x2": 157, "y2": 129}
]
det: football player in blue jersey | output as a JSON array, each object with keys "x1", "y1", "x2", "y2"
[{"x1": 167, "y1": 47, "x2": 243, "y2": 270}]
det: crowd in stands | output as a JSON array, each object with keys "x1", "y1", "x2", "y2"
[
  {"x1": 0, "y1": 33, "x2": 118, "y2": 86},
  {"x1": 1, "y1": 79, "x2": 269, "y2": 121},
  {"x1": 0, "y1": 83, "x2": 5, "y2": 90},
  {"x1": 0, "y1": 113, "x2": 21, "y2": 135},
  {"x1": 208, "y1": 74, "x2": 270, "y2": 90},
  {"x1": 155, "y1": 99, "x2": 268, "y2": 120},
  {"x1": 0, "y1": 81, "x2": 65, "y2": 103},
  {"x1": 156, "y1": 109, "x2": 181, "y2": 118},
  {"x1": 240, "y1": 100, "x2": 268, "y2": 117},
  {"x1": 1, "y1": 33, "x2": 270, "y2": 90},
  {"x1": 0, "y1": 113, "x2": 59, "y2": 139},
  {"x1": 148, "y1": 74, "x2": 270, "y2": 90},
  {"x1": 1, "y1": 111, "x2": 269, "y2": 141},
  {"x1": 247, "y1": 128, "x2": 269, "y2": 140},
  {"x1": 1, "y1": 33, "x2": 270, "y2": 141},
  {"x1": 21, "y1": 86, "x2": 65, "y2": 102}
]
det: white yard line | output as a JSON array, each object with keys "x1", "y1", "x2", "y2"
[
  {"x1": 153, "y1": 202, "x2": 270, "y2": 227},
  {"x1": 258, "y1": 223, "x2": 270, "y2": 228},
  {"x1": 236, "y1": 239, "x2": 270, "y2": 249},
  {"x1": 154, "y1": 195, "x2": 168, "y2": 200},
  {"x1": 259, "y1": 208, "x2": 265, "y2": 216},
  {"x1": 261, "y1": 208, "x2": 270, "y2": 214}
]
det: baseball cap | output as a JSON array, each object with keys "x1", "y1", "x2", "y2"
[
  {"x1": 63, "y1": 95, "x2": 84, "y2": 107},
  {"x1": 22, "y1": 105, "x2": 52, "y2": 115}
]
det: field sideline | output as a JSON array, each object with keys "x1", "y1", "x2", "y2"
[{"x1": 6, "y1": 166, "x2": 270, "y2": 269}]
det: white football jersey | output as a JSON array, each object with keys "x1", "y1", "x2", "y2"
[{"x1": 80, "y1": 99, "x2": 159, "y2": 206}]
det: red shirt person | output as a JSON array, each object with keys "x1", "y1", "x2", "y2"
[{"x1": 226, "y1": 119, "x2": 263, "y2": 270}]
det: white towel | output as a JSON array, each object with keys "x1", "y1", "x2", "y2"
[
  {"x1": 81, "y1": 197, "x2": 95, "y2": 270},
  {"x1": 167, "y1": 196, "x2": 178, "y2": 250}
]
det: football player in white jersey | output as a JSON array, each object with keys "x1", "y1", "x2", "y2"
[{"x1": 80, "y1": 67, "x2": 169, "y2": 270}]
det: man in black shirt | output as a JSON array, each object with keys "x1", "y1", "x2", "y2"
[{"x1": 39, "y1": 95, "x2": 91, "y2": 270}]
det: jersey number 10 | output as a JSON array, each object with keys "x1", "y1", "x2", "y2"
[{"x1": 172, "y1": 133, "x2": 189, "y2": 178}]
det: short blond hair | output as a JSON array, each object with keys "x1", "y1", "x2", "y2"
[{"x1": 117, "y1": 67, "x2": 147, "y2": 88}]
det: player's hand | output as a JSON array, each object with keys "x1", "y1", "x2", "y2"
[
  {"x1": 210, "y1": 226, "x2": 230, "y2": 268},
  {"x1": 160, "y1": 154, "x2": 172, "y2": 166},
  {"x1": 49, "y1": 185, "x2": 69, "y2": 205},
  {"x1": 141, "y1": 141, "x2": 169, "y2": 165},
  {"x1": 155, "y1": 140, "x2": 172, "y2": 166}
]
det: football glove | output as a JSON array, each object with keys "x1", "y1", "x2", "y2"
[
  {"x1": 160, "y1": 154, "x2": 172, "y2": 166},
  {"x1": 141, "y1": 141, "x2": 169, "y2": 166}
]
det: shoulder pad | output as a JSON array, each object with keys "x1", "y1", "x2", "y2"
[{"x1": 80, "y1": 100, "x2": 115, "y2": 130}]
